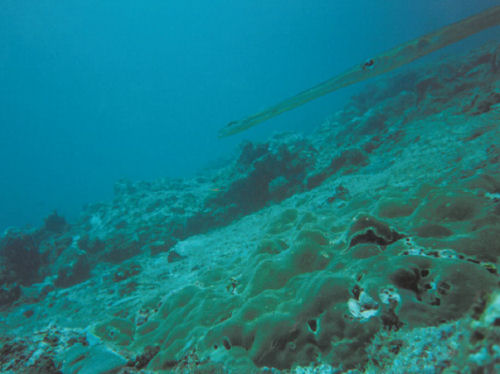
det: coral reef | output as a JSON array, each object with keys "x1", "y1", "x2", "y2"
[{"x1": 0, "y1": 44, "x2": 499, "y2": 373}]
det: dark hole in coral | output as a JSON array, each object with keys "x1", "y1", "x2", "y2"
[
  {"x1": 222, "y1": 338, "x2": 231, "y2": 350},
  {"x1": 350, "y1": 230, "x2": 387, "y2": 247},
  {"x1": 213, "y1": 345, "x2": 218, "y2": 350},
  {"x1": 471, "y1": 293, "x2": 488, "y2": 320},
  {"x1": 471, "y1": 330, "x2": 485, "y2": 343},
  {"x1": 420, "y1": 269, "x2": 430, "y2": 277},
  {"x1": 437, "y1": 282, "x2": 451, "y2": 296},
  {"x1": 388, "y1": 339, "x2": 404, "y2": 354},
  {"x1": 424, "y1": 283, "x2": 432, "y2": 290},
  {"x1": 430, "y1": 297, "x2": 441, "y2": 306},
  {"x1": 494, "y1": 318, "x2": 500, "y2": 327},
  {"x1": 390, "y1": 268, "x2": 420, "y2": 296},
  {"x1": 307, "y1": 319, "x2": 318, "y2": 332},
  {"x1": 485, "y1": 266, "x2": 497, "y2": 275},
  {"x1": 352, "y1": 285, "x2": 362, "y2": 300},
  {"x1": 381, "y1": 309, "x2": 403, "y2": 331},
  {"x1": 348, "y1": 216, "x2": 405, "y2": 249}
]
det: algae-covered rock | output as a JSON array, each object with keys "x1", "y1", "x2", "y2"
[
  {"x1": 43, "y1": 211, "x2": 68, "y2": 234},
  {"x1": 54, "y1": 254, "x2": 90, "y2": 288},
  {"x1": 0, "y1": 228, "x2": 43, "y2": 286}
]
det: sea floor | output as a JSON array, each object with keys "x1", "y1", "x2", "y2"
[{"x1": 1, "y1": 43, "x2": 499, "y2": 373}]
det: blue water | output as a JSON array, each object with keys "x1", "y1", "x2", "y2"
[{"x1": 0, "y1": 0, "x2": 498, "y2": 231}]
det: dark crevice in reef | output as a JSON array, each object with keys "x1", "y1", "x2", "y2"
[{"x1": 348, "y1": 215, "x2": 405, "y2": 249}]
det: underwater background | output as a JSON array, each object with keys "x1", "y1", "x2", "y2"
[
  {"x1": 1, "y1": 1, "x2": 500, "y2": 373},
  {"x1": 0, "y1": 0, "x2": 498, "y2": 231}
]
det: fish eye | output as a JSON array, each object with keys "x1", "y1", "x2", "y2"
[{"x1": 363, "y1": 59, "x2": 375, "y2": 70}]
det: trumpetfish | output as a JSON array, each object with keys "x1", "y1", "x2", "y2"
[{"x1": 219, "y1": 5, "x2": 500, "y2": 137}]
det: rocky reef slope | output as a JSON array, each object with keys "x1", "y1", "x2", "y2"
[{"x1": 1, "y1": 43, "x2": 499, "y2": 373}]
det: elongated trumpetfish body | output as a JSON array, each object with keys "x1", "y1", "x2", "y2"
[{"x1": 219, "y1": 5, "x2": 500, "y2": 138}]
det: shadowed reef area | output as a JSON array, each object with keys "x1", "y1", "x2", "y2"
[{"x1": 1, "y1": 43, "x2": 500, "y2": 373}]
